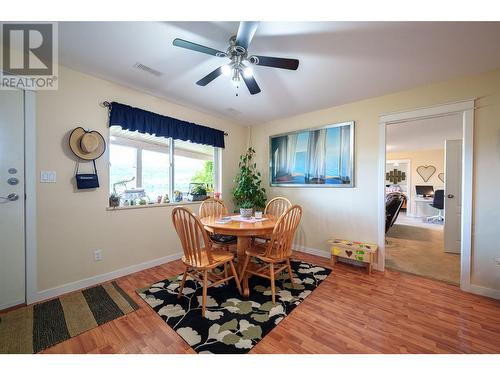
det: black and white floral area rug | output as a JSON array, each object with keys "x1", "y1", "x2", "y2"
[{"x1": 137, "y1": 260, "x2": 331, "y2": 354}]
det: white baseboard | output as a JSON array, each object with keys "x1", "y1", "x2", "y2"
[
  {"x1": 31, "y1": 252, "x2": 183, "y2": 304},
  {"x1": 0, "y1": 299, "x2": 25, "y2": 311},
  {"x1": 462, "y1": 284, "x2": 500, "y2": 300},
  {"x1": 293, "y1": 244, "x2": 330, "y2": 258}
]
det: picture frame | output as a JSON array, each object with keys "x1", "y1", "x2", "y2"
[{"x1": 269, "y1": 121, "x2": 355, "y2": 188}]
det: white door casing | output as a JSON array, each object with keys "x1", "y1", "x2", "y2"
[
  {"x1": 378, "y1": 99, "x2": 479, "y2": 297},
  {"x1": 444, "y1": 139, "x2": 462, "y2": 253},
  {"x1": 0, "y1": 89, "x2": 26, "y2": 310}
]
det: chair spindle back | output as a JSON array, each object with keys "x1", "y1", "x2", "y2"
[
  {"x1": 266, "y1": 205, "x2": 302, "y2": 259},
  {"x1": 172, "y1": 206, "x2": 212, "y2": 267},
  {"x1": 264, "y1": 197, "x2": 292, "y2": 219},
  {"x1": 199, "y1": 198, "x2": 229, "y2": 218}
]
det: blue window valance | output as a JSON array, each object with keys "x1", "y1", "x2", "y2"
[{"x1": 108, "y1": 101, "x2": 225, "y2": 148}]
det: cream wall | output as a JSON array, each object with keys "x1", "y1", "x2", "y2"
[
  {"x1": 250, "y1": 68, "x2": 500, "y2": 292},
  {"x1": 387, "y1": 149, "x2": 445, "y2": 216},
  {"x1": 35, "y1": 65, "x2": 248, "y2": 292}
]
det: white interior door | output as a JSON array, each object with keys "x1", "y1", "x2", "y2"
[
  {"x1": 444, "y1": 139, "x2": 462, "y2": 254},
  {"x1": 0, "y1": 89, "x2": 25, "y2": 310}
]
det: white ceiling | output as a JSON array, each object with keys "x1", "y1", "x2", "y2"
[
  {"x1": 59, "y1": 21, "x2": 500, "y2": 126},
  {"x1": 386, "y1": 114, "x2": 463, "y2": 153}
]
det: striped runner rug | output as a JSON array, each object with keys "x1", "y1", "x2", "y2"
[{"x1": 0, "y1": 281, "x2": 138, "y2": 353}]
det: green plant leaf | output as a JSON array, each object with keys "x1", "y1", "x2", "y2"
[{"x1": 232, "y1": 147, "x2": 267, "y2": 208}]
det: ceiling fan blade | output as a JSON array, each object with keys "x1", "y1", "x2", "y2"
[
  {"x1": 196, "y1": 66, "x2": 224, "y2": 86},
  {"x1": 254, "y1": 55, "x2": 299, "y2": 70},
  {"x1": 173, "y1": 38, "x2": 225, "y2": 57},
  {"x1": 242, "y1": 74, "x2": 261, "y2": 95},
  {"x1": 235, "y1": 21, "x2": 260, "y2": 50}
]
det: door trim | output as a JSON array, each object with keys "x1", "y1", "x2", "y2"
[
  {"x1": 377, "y1": 99, "x2": 474, "y2": 295},
  {"x1": 24, "y1": 90, "x2": 37, "y2": 305}
]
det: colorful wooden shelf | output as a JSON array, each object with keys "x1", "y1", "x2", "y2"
[{"x1": 327, "y1": 239, "x2": 378, "y2": 274}]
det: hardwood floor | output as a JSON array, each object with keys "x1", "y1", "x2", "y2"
[{"x1": 41, "y1": 251, "x2": 500, "y2": 354}]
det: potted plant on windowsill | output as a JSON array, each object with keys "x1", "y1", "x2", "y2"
[
  {"x1": 109, "y1": 193, "x2": 120, "y2": 208},
  {"x1": 232, "y1": 147, "x2": 267, "y2": 216}
]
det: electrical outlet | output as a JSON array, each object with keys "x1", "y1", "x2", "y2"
[{"x1": 93, "y1": 250, "x2": 102, "y2": 261}]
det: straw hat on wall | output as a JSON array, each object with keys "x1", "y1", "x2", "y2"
[{"x1": 69, "y1": 127, "x2": 106, "y2": 160}]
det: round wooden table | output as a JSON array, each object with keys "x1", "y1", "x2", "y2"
[{"x1": 200, "y1": 214, "x2": 277, "y2": 297}]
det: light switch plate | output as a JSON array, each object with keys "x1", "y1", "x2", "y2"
[{"x1": 40, "y1": 170, "x2": 56, "y2": 183}]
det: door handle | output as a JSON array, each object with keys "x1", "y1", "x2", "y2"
[
  {"x1": 0, "y1": 193, "x2": 19, "y2": 201},
  {"x1": 447, "y1": 194, "x2": 454, "y2": 198}
]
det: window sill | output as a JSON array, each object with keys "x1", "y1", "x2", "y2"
[{"x1": 106, "y1": 201, "x2": 202, "y2": 211}]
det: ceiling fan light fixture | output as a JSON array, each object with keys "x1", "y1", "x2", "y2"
[
  {"x1": 172, "y1": 22, "x2": 299, "y2": 95},
  {"x1": 231, "y1": 68, "x2": 241, "y2": 86},
  {"x1": 243, "y1": 65, "x2": 253, "y2": 78}
]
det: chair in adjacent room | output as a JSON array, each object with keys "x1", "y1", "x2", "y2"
[
  {"x1": 240, "y1": 205, "x2": 303, "y2": 303},
  {"x1": 385, "y1": 192, "x2": 406, "y2": 233},
  {"x1": 199, "y1": 198, "x2": 237, "y2": 252},
  {"x1": 426, "y1": 189, "x2": 444, "y2": 222},
  {"x1": 172, "y1": 206, "x2": 242, "y2": 317}
]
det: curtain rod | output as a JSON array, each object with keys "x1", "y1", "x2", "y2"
[{"x1": 100, "y1": 101, "x2": 228, "y2": 136}]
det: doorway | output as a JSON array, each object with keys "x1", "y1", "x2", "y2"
[
  {"x1": 0, "y1": 89, "x2": 26, "y2": 310},
  {"x1": 377, "y1": 100, "x2": 474, "y2": 293},
  {"x1": 384, "y1": 116, "x2": 462, "y2": 284}
]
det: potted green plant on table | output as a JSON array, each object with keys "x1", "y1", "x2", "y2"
[
  {"x1": 232, "y1": 147, "x2": 267, "y2": 217},
  {"x1": 239, "y1": 201, "x2": 254, "y2": 218}
]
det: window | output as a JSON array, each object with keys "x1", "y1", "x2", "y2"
[
  {"x1": 174, "y1": 139, "x2": 214, "y2": 195},
  {"x1": 142, "y1": 149, "x2": 170, "y2": 200},
  {"x1": 109, "y1": 126, "x2": 219, "y2": 205},
  {"x1": 109, "y1": 144, "x2": 137, "y2": 193}
]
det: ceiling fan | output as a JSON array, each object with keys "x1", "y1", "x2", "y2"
[{"x1": 172, "y1": 21, "x2": 299, "y2": 95}]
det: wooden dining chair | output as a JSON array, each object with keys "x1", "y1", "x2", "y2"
[
  {"x1": 253, "y1": 196, "x2": 292, "y2": 244},
  {"x1": 199, "y1": 197, "x2": 229, "y2": 219},
  {"x1": 199, "y1": 198, "x2": 237, "y2": 252},
  {"x1": 265, "y1": 197, "x2": 292, "y2": 218},
  {"x1": 172, "y1": 206, "x2": 242, "y2": 317},
  {"x1": 240, "y1": 205, "x2": 303, "y2": 303}
]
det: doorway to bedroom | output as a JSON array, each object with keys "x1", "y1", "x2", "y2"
[{"x1": 384, "y1": 114, "x2": 463, "y2": 285}]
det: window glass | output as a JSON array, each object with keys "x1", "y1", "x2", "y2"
[
  {"x1": 142, "y1": 149, "x2": 169, "y2": 201},
  {"x1": 109, "y1": 143, "x2": 137, "y2": 195},
  {"x1": 174, "y1": 140, "x2": 214, "y2": 197}
]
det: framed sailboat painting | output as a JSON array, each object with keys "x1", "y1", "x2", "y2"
[{"x1": 269, "y1": 121, "x2": 354, "y2": 187}]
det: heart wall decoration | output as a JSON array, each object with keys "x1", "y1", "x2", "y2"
[
  {"x1": 438, "y1": 173, "x2": 445, "y2": 183},
  {"x1": 416, "y1": 165, "x2": 436, "y2": 182}
]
